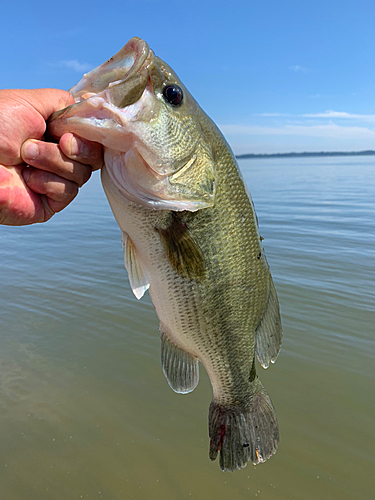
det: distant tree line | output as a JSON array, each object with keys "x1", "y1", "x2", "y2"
[{"x1": 236, "y1": 150, "x2": 375, "y2": 159}]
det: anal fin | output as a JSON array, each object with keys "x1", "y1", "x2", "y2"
[
  {"x1": 255, "y1": 277, "x2": 282, "y2": 368},
  {"x1": 160, "y1": 325, "x2": 199, "y2": 394},
  {"x1": 122, "y1": 231, "x2": 150, "y2": 300}
]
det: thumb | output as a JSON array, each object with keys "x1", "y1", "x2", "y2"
[
  {"x1": 0, "y1": 88, "x2": 75, "y2": 166},
  {"x1": 24, "y1": 88, "x2": 75, "y2": 121}
]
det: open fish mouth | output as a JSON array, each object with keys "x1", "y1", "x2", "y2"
[{"x1": 48, "y1": 37, "x2": 152, "y2": 130}]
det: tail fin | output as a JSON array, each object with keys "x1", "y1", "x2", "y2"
[{"x1": 209, "y1": 381, "x2": 279, "y2": 472}]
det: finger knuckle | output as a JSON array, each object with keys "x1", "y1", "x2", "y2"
[{"x1": 47, "y1": 181, "x2": 75, "y2": 202}]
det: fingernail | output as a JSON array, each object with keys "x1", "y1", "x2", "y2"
[
  {"x1": 70, "y1": 136, "x2": 81, "y2": 156},
  {"x1": 23, "y1": 141, "x2": 39, "y2": 160}
]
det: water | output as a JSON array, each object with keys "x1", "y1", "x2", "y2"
[{"x1": 0, "y1": 156, "x2": 374, "y2": 499}]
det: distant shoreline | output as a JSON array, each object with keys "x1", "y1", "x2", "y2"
[{"x1": 236, "y1": 150, "x2": 375, "y2": 159}]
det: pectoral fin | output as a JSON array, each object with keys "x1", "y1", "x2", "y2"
[
  {"x1": 255, "y1": 277, "x2": 282, "y2": 368},
  {"x1": 122, "y1": 232, "x2": 150, "y2": 299},
  {"x1": 160, "y1": 326, "x2": 199, "y2": 394},
  {"x1": 155, "y1": 212, "x2": 205, "y2": 280}
]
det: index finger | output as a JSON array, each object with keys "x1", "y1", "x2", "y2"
[{"x1": 59, "y1": 133, "x2": 103, "y2": 171}]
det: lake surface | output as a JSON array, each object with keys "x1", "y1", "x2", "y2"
[{"x1": 0, "y1": 156, "x2": 374, "y2": 499}]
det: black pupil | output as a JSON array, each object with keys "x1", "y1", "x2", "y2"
[{"x1": 163, "y1": 85, "x2": 183, "y2": 106}]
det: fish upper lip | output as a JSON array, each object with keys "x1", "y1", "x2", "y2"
[{"x1": 71, "y1": 37, "x2": 151, "y2": 100}]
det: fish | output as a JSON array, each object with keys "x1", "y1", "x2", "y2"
[{"x1": 48, "y1": 37, "x2": 283, "y2": 472}]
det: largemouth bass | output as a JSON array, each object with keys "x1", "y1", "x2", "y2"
[{"x1": 48, "y1": 37, "x2": 282, "y2": 472}]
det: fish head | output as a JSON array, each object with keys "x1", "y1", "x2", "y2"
[{"x1": 48, "y1": 37, "x2": 216, "y2": 211}]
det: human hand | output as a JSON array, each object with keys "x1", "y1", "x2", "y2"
[{"x1": 0, "y1": 88, "x2": 103, "y2": 226}]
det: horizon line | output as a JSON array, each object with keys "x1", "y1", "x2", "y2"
[{"x1": 236, "y1": 150, "x2": 375, "y2": 159}]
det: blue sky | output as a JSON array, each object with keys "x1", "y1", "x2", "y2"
[{"x1": 2, "y1": 0, "x2": 375, "y2": 154}]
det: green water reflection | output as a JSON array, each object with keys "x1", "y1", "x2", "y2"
[{"x1": 0, "y1": 158, "x2": 374, "y2": 499}]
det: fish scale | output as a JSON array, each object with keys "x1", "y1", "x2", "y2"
[{"x1": 48, "y1": 36, "x2": 282, "y2": 472}]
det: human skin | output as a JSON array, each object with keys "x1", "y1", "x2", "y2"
[{"x1": 0, "y1": 88, "x2": 103, "y2": 225}]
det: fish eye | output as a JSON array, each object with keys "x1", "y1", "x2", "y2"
[{"x1": 162, "y1": 84, "x2": 184, "y2": 106}]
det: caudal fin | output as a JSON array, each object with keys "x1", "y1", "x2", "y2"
[{"x1": 209, "y1": 381, "x2": 279, "y2": 472}]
